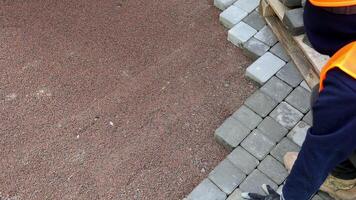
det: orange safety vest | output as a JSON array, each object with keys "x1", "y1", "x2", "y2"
[
  {"x1": 309, "y1": 0, "x2": 356, "y2": 7},
  {"x1": 319, "y1": 41, "x2": 356, "y2": 91}
]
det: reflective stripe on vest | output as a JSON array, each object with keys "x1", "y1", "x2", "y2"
[
  {"x1": 309, "y1": 0, "x2": 356, "y2": 7},
  {"x1": 319, "y1": 41, "x2": 356, "y2": 91}
]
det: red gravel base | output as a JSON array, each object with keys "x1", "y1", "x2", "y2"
[{"x1": 0, "y1": 0, "x2": 256, "y2": 199}]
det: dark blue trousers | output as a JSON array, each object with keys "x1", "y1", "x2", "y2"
[
  {"x1": 282, "y1": 2, "x2": 356, "y2": 199},
  {"x1": 305, "y1": 0, "x2": 356, "y2": 180}
]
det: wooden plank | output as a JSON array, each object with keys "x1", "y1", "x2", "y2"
[
  {"x1": 265, "y1": 16, "x2": 319, "y2": 88},
  {"x1": 260, "y1": 0, "x2": 275, "y2": 17},
  {"x1": 266, "y1": 0, "x2": 289, "y2": 20},
  {"x1": 262, "y1": 0, "x2": 327, "y2": 73},
  {"x1": 294, "y1": 35, "x2": 329, "y2": 73}
]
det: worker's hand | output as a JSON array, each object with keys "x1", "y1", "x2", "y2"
[{"x1": 241, "y1": 184, "x2": 280, "y2": 200}]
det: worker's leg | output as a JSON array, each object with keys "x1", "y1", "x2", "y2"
[{"x1": 310, "y1": 85, "x2": 356, "y2": 180}]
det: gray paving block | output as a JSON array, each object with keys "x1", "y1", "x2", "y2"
[
  {"x1": 233, "y1": 0, "x2": 260, "y2": 13},
  {"x1": 303, "y1": 34, "x2": 313, "y2": 48},
  {"x1": 271, "y1": 138, "x2": 300, "y2": 163},
  {"x1": 276, "y1": 62, "x2": 303, "y2": 87},
  {"x1": 283, "y1": 8, "x2": 304, "y2": 36},
  {"x1": 243, "y1": 11, "x2": 266, "y2": 31},
  {"x1": 243, "y1": 37, "x2": 270, "y2": 60},
  {"x1": 276, "y1": 185, "x2": 284, "y2": 195},
  {"x1": 244, "y1": 90, "x2": 278, "y2": 117},
  {"x1": 228, "y1": 22, "x2": 257, "y2": 47},
  {"x1": 220, "y1": 6, "x2": 248, "y2": 28},
  {"x1": 227, "y1": 188, "x2": 244, "y2": 200},
  {"x1": 232, "y1": 105, "x2": 262, "y2": 130},
  {"x1": 287, "y1": 121, "x2": 310, "y2": 147},
  {"x1": 318, "y1": 191, "x2": 335, "y2": 200},
  {"x1": 215, "y1": 117, "x2": 251, "y2": 151},
  {"x1": 257, "y1": 116, "x2": 288, "y2": 143},
  {"x1": 270, "y1": 102, "x2": 303, "y2": 129},
  {"x1": 246, "y1": 52, "x2": 286, "y2": 85},
  {"x1": 285, "y1": 86, "x2": 311, "y2": 114},
  {"x1": 254, "y1": 25, "x2": 278, "y2": 47},
  {"x1": 209, "y1": 159, "x2": 246, "y2": 194},
  {"x1": 312, "y1": 194, "x2": 324, "y2": 200},
  {"x1": 214, "y1": 0, "x2": 238, "y2": 10},
  {"x1": 280, "y1": 0, "x2": 301, "y2": 7},
  {"x1": 228, "y1": 146, "x2": 259, "y2": 174},
  {"x1": 270, "y1": 42, "x2": 291, "y2": 61},
  {"x1": 260, "y1": 76, "x2": 293, "y2": 102},
  {"x1": 187, "y1": 179, "x2": 227, "y2": 200},
  {"x1": 302, "y1": 0, "x2": 307, "y2": 7},
  {"x1": 241, "y1": 129, "x2": 275, "y2": 160},
  {"x1": 303, "y1": 111, "x2": 313, "y2": 126},
  {"x1": 300, "y1": 80, "x2": 311, "y2": 92},
  {"x1": 258, "y1": 155, "x2": 288, "y2": 184},
  {"x1": 239, "y1": 169, "x2": 278, "y2": 194}
]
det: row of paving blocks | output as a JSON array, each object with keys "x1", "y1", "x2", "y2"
[{"x1": 184, "y1": 0, "x2": 334, "y2": 200}]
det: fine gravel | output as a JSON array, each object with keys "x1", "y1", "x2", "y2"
[{"x1": 0, "y1": 0, "x2": 256, "y2": 199}]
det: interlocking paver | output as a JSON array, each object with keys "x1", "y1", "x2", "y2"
[
  {"x1": 260, "y1": 76, "x2": 293, "y2": 102},
  {"x1": 215, "y1": 117, "x2": 250, "y2": 151},
  {"x1": 271, "y1": 138, "x2": 301, "y2": 163},
  {"x1": 228, "y1": 22, "x2": 257, "y2": 47},
  {"x1": 258, "y1": 155, "x2": 288, "y2": 184},
  {"x1": 232, "y1": 105, "x2": 262, "y2": 130},
  {"x1": 280, "y1": 0, "x2": 302, "y2": 7},
  {"x1": 227, "y1": 188, "x2": 244, "y2": 200},
  {"x1": 209, "y1": 159, "x2": 246, "y2": 194},
  {"x1": 228, "y1": 146, "x2": 259, "y2": 174},
  {"x1": 277, "y1": 185, "x2": 284, "y2": 195},
  {"x1": 243, "y1": 38, "x2": 270, "y2": 60},
  {"x1": 312, "y1": 194, "x2": 324, "y2": 200},
  {"x1": 300, "y1": 80, "x2": 311, "y2": 92},
  {"x1": 187, "y1": 179, "x2": 227, "y2": 200},
  {"x1": 270, "y1": 102, "x2": 303, "y2": 129},
  {"x1": 214, "y1": 0, "x2": 238, "y2": 10},
  {"x1": 244, "y1": 90, "x2": 278, "y2": 117},
  {"x1": 243, "y1": 11, "x2": 266, "y2": 31},
  {"x1": 241, "y1": 129, "x2": 275, "y2": 160},
  {"x1": 302, "y1": 0, "x2": 307, "y2": 6},
  {"x1": 318, "y1": 191, "x2": 334, "y2": 200},
  {"x1": 239, "y1": 169, "x2": 278, "y2": 194},
  {"x1": 283, "y1": 8, "x2": 304, "y2": 36},
  {"x1": 276, "y1": 62, "x2": 303, "y2": 87},
  {"x1": 257, "y1": 116, "x2": 288, "y2": 143},
  {"x1": 287, "y1": 121, "x2": 310, "y2": 147},
  {"x1": 233, "y1": 0, "x2": 260, "y2": 13},
  {"x1": 303, "y1": 111, "x2": 313, "y2": 126},
  {"x1": 220, "y1": 6, "x2": 248, "y2": 28},
  {"x1": 254, "y1": 26, "x2": 278, "y2": 47},
  {"x1": 285, "y1": 86, "x2": 311, "y2": 114},
  {"x1": 270, "y1": 42, "x2": 291, "y2": 61},
  {"x1": 303, "y1": 34, "x2": 313, "y2": 47},
  {"x1": 246, "y1": 52, "x2": 286, "y2": 85}
]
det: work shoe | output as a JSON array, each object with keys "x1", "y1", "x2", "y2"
[
  {"x1": 320, "y1": 176, "x2": 356, "y2": 200},
  {"x1": 284, "y1": 152, "x2": 356, "y2": 200}
]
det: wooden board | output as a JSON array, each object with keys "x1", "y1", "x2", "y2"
[
  {"x1": 260, "y1": 0, "x2": 276, "y2": 17},
  {"x1": 265, "y1": 16, "x2": 319, "y2": 88},
  {"x1": 294, "y1": 35, "x2": 329, "y2": 72},
  {"x1": 266, "y1": 0, "x2": 289, "y2": 20},
  {"x1": 263, "y1": 0, "x2": 329, "y2": 74}
]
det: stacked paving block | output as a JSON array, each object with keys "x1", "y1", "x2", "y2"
[
  {"x1": 185, "y1": 1, "x2": 335, "y2": 199},
  {"x1": 280, "y1": 0, "x2": 305, "y2": 36}
]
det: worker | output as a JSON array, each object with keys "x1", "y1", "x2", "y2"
[{"x1": 242, "y1": 0, "x2": 356, "y2": 199}]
